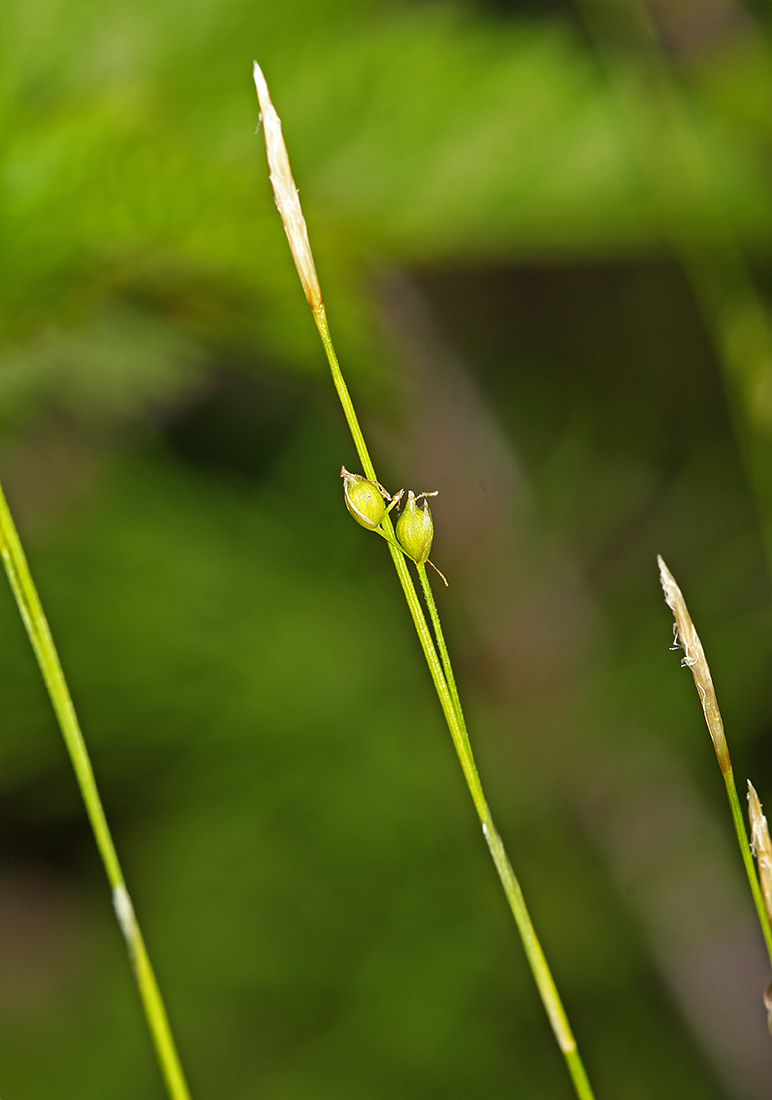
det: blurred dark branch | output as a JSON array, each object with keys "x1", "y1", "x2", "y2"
[{"x1": 575, "y1": 0, "x2": 772, "y2": 578}]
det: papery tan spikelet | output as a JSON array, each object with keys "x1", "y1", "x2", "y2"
[
  {"x1": 253, "y1": 62, "x2": 322, "y2": 313},
  {"x1": 748, "y1": 781, "x2": 772, "y2": 929},
  {"x1": 747, "y1": 782, "x2": 772, "y2": 1032},
  {"x1": 658, "y1": 556, "x2": 731, "y2": 775}
]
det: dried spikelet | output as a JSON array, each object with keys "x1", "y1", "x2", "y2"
[
  {"x1": 252, "y1": 62, "x2": 322, "y2": 313},
  {"x1": 658, "y1": 556, "x2": 731, "y2": 775},
  {"x1": 748, "y1": 782, "x2": 772, "y2": 1033},
  {"x1": 748, "y1": 781, "x2": 772, "y2": 929}
]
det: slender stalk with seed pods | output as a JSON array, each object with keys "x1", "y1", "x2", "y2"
[{"x1": 253, "y1": 61, "x2": 596, "y2": 1100}]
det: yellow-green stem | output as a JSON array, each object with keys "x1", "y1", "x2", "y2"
[
  {"x1": 415, "y1": 561, "x2": 593, "y2": 1099},
  {"x1": 416, "y1": 562, "x2": 464, "y2": 728},
  {"x1": 0, "y1": 479, "x2": 191, "y2": 1100},
  {"x1": 314, "y1": 306, "x2": 377, "y2": 484},
  {"x1": 723, "y1": 768, "x2": 772, "y2": 967},
  {"x1": 313, "y1": 311, "x2": 596, "y2": 1100}
]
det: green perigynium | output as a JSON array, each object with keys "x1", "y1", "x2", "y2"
[
  {"x1": 396, "y1": 491, "x2": 434, "y2": 563},
  {"x1": 341, "y1": 472, "x2": 447, "y2": 584},
  {"x1": 341, "y1": 467, "x2": 387, "y2": 530}
]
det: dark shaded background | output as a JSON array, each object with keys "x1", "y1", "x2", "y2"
[{"x1": 2, "y1": 0, "x2": 772, "y2": 1096}]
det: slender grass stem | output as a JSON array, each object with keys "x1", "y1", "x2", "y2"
[
  {"x1": 725, "y1": 769, "x2": 772, "y2": 966},
  {"x1": 253, "y1": 62, "x2": 596, "y2": 1099},
  {"x1": 414, "y1": 563, "x2": 594, "y2": 1099},
  {"x1": 0, "y1": 480, "x2": 192, "y2": 1100},
  {"x1": 317, "y1": 294, "x2": 596, "y2": 1100},
  {"x1": 314, "y1": 307, "x2": 378, "y2": 483},
  {"x1": 416, "y1": 561, "x2": 464, "y2": 729}
]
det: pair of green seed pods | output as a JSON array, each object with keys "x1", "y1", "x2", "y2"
[{"x1": 341, "y1": 466, "x2": 439, "y2": 572}]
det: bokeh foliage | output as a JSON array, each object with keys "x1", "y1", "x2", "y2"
[{"x1": 2, "y1": 0, "x2": 772, "y2": 1096}]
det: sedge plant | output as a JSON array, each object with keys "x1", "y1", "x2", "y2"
[
  {"x1": 571, "y1": 0, "x2": 772, "y2": 1039},
  {"x1": 659, "y1": 556, "x2": 772, "y2": 1024},
  {"x1": 253, "y1": 61, "x2": 596, "y2": 1100}
]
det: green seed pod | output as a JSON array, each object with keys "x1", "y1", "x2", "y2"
[
  {"x1": 396, "y1": 491, "x2": 434, "y2": 563},
  {"x1": 342, "y1": 469, "x2": 385, "y2": 530}
]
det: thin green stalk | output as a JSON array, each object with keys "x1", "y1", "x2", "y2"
[
  {"x1": 725, "y1": 769, "x2": 772, "y2": 966},
  {"x1": 414, "y1": 564, "x2": 595, "y2": 1099},
  {"x1": 320, "y1": 275, "x2": 595, "y2": 1100},
  {"x1": 381, "y1": 492, "x2": 594, "y2": 1098},
  {"x1": 254, "y1": 60, "x2": 597, "y2": 1100},
  {"x1": 315, "y1": 307, "x2": 378, "y2": 484},
  {"x1": 416, "y1": 561, "x2": 464, "y2": 729},
  {"x1": 0, "y1": 481, "x2": 191, "y2": 1100}
]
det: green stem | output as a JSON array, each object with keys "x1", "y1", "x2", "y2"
[
  {"x1": 724, "y1": 767, "x2": 772, "y2": 967},
  {"x1": 313, "y1": 311, "x2": 596, "y2": 1100},
  {"x1": 0, "y1": 480, "x2": 192, "y2": 1100},
  {"x1": 482, "y1": 819, "x2": 596, "y2": 1100},
  {"x1": 315, "y1": 306, "x2": 378, "y2": 485},
  {"x1": 416, "y1": 562, "x2": 464, "y2": 729},
  {"x1": 416, "y1": 562, "x2": 594, "y2": 1100}
]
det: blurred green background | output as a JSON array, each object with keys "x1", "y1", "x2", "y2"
[{"x1": 3, "y1": 0, "x2": 772, "y2": 1096}]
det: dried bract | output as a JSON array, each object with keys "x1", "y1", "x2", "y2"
[
  {"x1": 748, "y1": 781, "x2": 772, "y2": 930},
  {"x1": 253, "y1": 62, "x2": 322, "y2": 312},
  {"x1": 658, "y1": 556, "x2": 731, "y2": 776}
]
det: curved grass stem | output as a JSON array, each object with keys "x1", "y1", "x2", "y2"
[{"x1": 0, "y1": 481, "x2": 192, "y2": 1100}]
